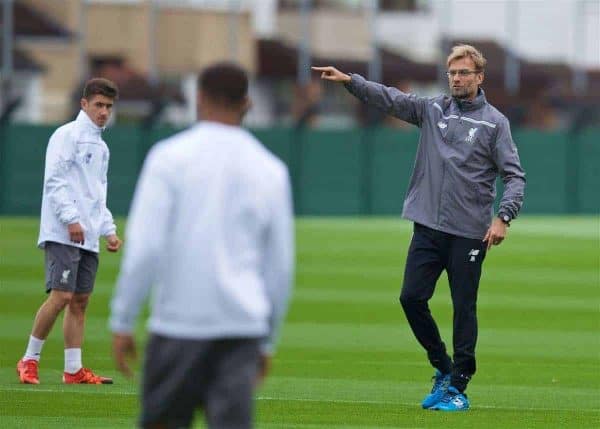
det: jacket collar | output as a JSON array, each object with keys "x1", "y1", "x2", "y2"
[
  {"x1": 453, "y1": 87, "x2": 487, "y2": 112},
  {"x1": 76, "y1": 110, "x2": 105, "y2": 134}
]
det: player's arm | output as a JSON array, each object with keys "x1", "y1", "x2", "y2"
[
  {"x1": 45, "y1": 131, "x2": 80, "y2": 223},
  {"x1": 109, "y1": 146, "x2": 173, "y2": 375},
  {"x1": 493, "y1": 118, "x2": 526, "y2": 222},
  {"x1": 483, "y1": 119, "x2": 526, "y2": 250},
  {"x1": 45, "y1": 131, "x2": 84, "y2": 242},
  {"x1": 312, "y1": 65, "x2": 427, "y2": 126},
  {"x1": 102, "y1": 208, "x2": 121, "y2": 253},
  {"x1": 98, "y1": 151, "x2": 121, "y2": 252},
  {"x1": 259, "y1": 168, "x2": 295, "y2": 382}
]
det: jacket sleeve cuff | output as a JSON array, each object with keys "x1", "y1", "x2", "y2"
[
  {"x1": 259, "y1": 338, "x2": 274, "y2": 355},
  {"x1": 109, "y1": 317, "x2": 135, "y2": 334},
  {"x1": 497, "y1": 209, "x2": 513, "y2": 221},
  {"x1": 62, "y1": 213, "x2": 80, "y2": 225},
  {"x1": 344, "y1": 73, "x2": 362, "y2": 91},
  {"x1": 103, "y1": 226, "x2": 117, "y2": 236}
]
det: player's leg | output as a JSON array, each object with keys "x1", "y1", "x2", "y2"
[
  {"x1": 63, "y1": 291, "x2": 90, "y2": 375},
  {"x1": 63, "y1": 292, "x2": 90, "y2": 350},
  {"x1": 63, "y1": 248, "x2": 97, "y2": 360},
  {"x1": 399, "y1": 223, "x2": 453, "y2": 409},
  {"x1": 34, "y1": 242, "x2": 80, "y2": 340},
  {"x1": 204, "y1": 338, "x2": 260, "y2": 429},
  {"x1": 140, "y1": 335, "x2": 210, "y2": 429},
  {"x1": 62, "y1": 249, "x2": 111, "y2": 383},
  {"x1": 431, "y1": 235, "x2": 486, "y2": 411},
  {"x1": 30, "y1": 290, "x2": 75, "y2": 341},
  {"x1": 63, "y1": 249, "x2": 98, "y2": 350},
  {"x1": 447, "y1": 235, "x2": 486, "y2": 391},
  {"x1": 399, "y1": 223, "x2": 450, "y2": 373},
  {"x1": 17, "y1": 242, "x2": 78, "y2": 384}
]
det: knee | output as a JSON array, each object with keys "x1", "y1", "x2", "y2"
[
  {"x1": 452, "y1": 300, "x2": 477, "y2": 315},
  {"x1": 47, "y1": 291, "x2": 74, "y2": 312},
  {"x1": 69, "y1": 294, "x2": 90, "y2": 314},
  {"x1": 399, "y1": 293, "x2": 422, "y2": 310}
]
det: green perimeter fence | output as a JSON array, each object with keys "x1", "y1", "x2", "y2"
[{"x1": 0, "y1": 125, "x2": 598, "y2": 216}]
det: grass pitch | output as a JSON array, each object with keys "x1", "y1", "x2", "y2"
[{"x1": 0, "y1": 216, "x2": 598, "y2": 428}]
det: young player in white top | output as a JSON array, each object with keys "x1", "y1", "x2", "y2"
[{"x1": 17, "y1": 78, "x2": 122, "y2": 385}]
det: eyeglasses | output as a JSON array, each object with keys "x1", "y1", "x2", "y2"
[{"x1": 446, "y1": 69, "x2": 481, "y2": 77}]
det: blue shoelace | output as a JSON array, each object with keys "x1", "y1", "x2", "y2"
[
  {"x1": 441, "y1": 389, "x2": 467, "y2": 403},
  {"x1": 430, "y1": 374, "x2": 448, "y2": 393}
]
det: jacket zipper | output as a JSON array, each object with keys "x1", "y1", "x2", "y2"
[{"x1": 436, "y1": 159, "x2": 446, "y2": 227}]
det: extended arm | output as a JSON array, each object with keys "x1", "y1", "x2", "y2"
[{"x1": 312, "y1": 65, "x2": 427, "y2": 126}]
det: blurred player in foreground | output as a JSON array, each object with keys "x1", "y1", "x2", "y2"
[
  {"x1": 109, "y1": 63, "x2": 294, "y2": 429},
  {"x1": 314, "y1": 44, "x2": 525, "y2": 411}
]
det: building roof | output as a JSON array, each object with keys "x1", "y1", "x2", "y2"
[
  {"x1": 0, "y1": 37, "x2": 45, "y2": 72},
  {"x1": 0, "y1": 2, "x2": 73, "y2": 39},
  {"x1": 81, "y1": 56, "x2": 184, "y2": 104},
  {"x1": 257, "y1": 38, "x2": 438, "y2": 84}
]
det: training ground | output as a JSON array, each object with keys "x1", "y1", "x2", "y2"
[{"x1": 0, "y1": 216, "x2": 598, "y2": 428}]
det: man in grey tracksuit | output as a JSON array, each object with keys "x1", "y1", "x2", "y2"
[{"x1": 314, "y1": 44, "x2": 525, "y2": 411}]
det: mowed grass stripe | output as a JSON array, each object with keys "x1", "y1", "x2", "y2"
[
  {"x1": 1, "y1": 387, "x2": 598, "y2": 414},
  {"x1": 6, "y1": 281, "x2": 595, "y2": 311},
  {"x1": 274, "y1": 322, "x2": 597, "y2": 357},
  {"x1": 297, "y1": 265, "x2": 599, "y2": 285}
]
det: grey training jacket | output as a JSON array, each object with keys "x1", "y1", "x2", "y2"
[{"x1": 346, "y1": 74, "x2": 526, "y2": 239}]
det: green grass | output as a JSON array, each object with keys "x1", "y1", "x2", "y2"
[{"x1": 0, "y1": 216, "x2": 599, "y2": 428}]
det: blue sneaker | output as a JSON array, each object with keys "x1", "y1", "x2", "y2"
[
  {"x1": 430, "y1": 386, "x2": 470, "y2": 411},
  {"x1": 421, "y1": 370, "x2": 451, "y2": 409}
]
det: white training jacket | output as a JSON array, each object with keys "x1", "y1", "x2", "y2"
[
  {"x1": 109, "y1": 121, "x2": 295, "y2": 354},
  {"x1": 38, "y1": 110, "x2": 116, "y2": 253}
]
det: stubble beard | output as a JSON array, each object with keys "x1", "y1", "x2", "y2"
[{"x1": 451, "y1": 87, "x2": 471, "y2": 99}]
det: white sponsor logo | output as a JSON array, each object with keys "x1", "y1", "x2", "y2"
[
  {"x1": 468, "y1": 249, "x2": 480, "y2": 262},
  {"x1": 437, "y1": 121, "x2": 447, "y2": 129},
  {"x1": 465, "y1": 127, "x2": 478, "y2": 143},
  {"x1": 60, "y1": 269, "x2": 71, "y2": 284},
  {"x1": 452, "y1": 397, "x2": 465, "y2": 408}
]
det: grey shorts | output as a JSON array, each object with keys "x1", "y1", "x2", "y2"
[
  {"x1": 44, "y1": 241, "x2": 99, "y2": 294},
  {"x1": 141, "y1": 334, "x2": 261, "y2": 429}
]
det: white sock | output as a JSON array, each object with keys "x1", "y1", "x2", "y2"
[
  {"x1": 64, "y1": 348, "x2": 82, "y2": 374},
  {"x1": 24, "y1": 335, "x2": 45, "y2": 361}
]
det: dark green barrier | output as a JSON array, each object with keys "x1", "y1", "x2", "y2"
[
  {"x1": 512, "y1": 130, "x2": 569, "y2": 214},
  {"x1": 0, "y1": 125, "x2": 52, "y2": 215},
  {"x1": 1, "y1": 124, "x2": 598, "y2": 216},
  {"x1": 574, "y1": 129, "x2": 600, "y2": 214},
  {"x1": 370, "y1": 128, "x2": 420, "y2": 215}
]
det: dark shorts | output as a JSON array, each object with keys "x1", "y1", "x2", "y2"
[
  {"x1": 141, "y1": 334, "x2": 261, "y2": 429},
  {"x1": 44, "y1": 241, "x2": 99, "y2": 294}
]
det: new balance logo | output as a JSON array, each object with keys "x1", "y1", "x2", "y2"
[
  {"x1": 468, "y1": 249, "x2": 480, "y2": 262},
  {"x1": 60, "y1": 270, "x2": 71, "y2": 284},
  {"x1": 452, "y1": 397, "x2": 465, "y2": 407}
]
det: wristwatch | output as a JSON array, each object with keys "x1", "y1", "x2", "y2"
[{"x1": 498, "y1": 213, "x2": 511, "y2": 227}]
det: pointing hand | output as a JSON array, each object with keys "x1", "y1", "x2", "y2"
[{"x1": 311, "y1": 66, "x2": 351, "y2": 83}]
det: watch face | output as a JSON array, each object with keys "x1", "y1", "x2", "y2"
[{"x1": 502, "y1": 215, "x2": 510, "y2": 222}]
